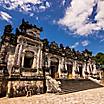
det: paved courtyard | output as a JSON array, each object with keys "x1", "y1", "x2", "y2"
[{"x1": 0, "y1": 87, "x2": 104, "y2": 104}]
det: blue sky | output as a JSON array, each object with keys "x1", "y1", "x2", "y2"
[{"x1": 0, "y1": 0, "x2": 104, "y2": 55}]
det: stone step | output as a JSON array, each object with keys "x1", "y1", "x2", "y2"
[{"x1": 58, "y1": 79, "x2": 103, "y2": 93}]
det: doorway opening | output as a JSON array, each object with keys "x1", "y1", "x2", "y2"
[
  {"x1": 50, "y1": 57, "x2": 59, "y2": 78},
  {"x1": 79, "y1": 65, "x2": 82, "y2": 77},
  {"x1": 67, "y1": 64, "x2": 73, "y2": 79},
  {"x1": 24, "y1": 51, "x2": 34, "y2": 68}
]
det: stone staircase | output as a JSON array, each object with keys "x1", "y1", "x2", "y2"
[
  {"x1": 46, "y1": 76, "x2": 103, "y2": 94},
  {"x1": 88, "y1": 76, "x2": 101, "y2": 84},
  {"x1": 57, "y1": 79, "x2": 103, "y2": 94},
  {"x1": 88, "y1": 76, "x2": 104, "y2": 86}
]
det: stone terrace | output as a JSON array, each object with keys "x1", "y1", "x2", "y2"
[{"x1": 0, "y1": 87, "x2": 104, "y2": 104}]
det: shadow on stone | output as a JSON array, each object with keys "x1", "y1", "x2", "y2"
[{"x1": 57, "y1": 79, "x2": 103, "y2": 94}]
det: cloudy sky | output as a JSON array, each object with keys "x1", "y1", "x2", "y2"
[{"x1": 0, "y1": 0, "x2": 104, "y2": 55}]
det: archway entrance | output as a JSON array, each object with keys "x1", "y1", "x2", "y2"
[
  {"x1": 50, "y1": 57, "x2": 59, "y2": 78},
  {"x1": 67, "y1": 63, "x2": 73, "y2": 79},
  {"x1": 24, "y1": 51, "x2": 34, "y2": 68},
  {"x1": 79, "y1": 65, "x2": 82, "y2": 77}
]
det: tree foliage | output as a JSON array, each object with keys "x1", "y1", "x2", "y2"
[{"x1": 95, "y1": 52, "x2": 104, "y2": 65}]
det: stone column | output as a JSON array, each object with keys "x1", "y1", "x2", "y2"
[
  {"x1": 99, "y1": 71, "x2": 102, "y2": 79},
  {"x1": 82, "y1": 63, "x2": 86, "y2": 79},
  {"x1": 21, "y1": 53, "x2": 25, "y2": 67},
  {"x1": 0, "y1": 44, "x2": 7, "y2": 64},
  {"x1": 89, "y1": 63, "x2": 92, "y2": 73},
  {"x1": 48, "y1": 58, "x2": 51, "y2": 75},
  {"x1": 40, "y1": 50, "x2": 43, "y2": 69},
  {"x1": 87, "y1": 63, "x2": 90, "y2": 74},
  {"x1": 6, "y1": 81, "x2": 12, "y2": 98},
  {"x1": 72, "y1": 61, "x2": 76, "y2": 79},
  {"x1": 65, "y1": 62, "x2": 67, "y2": 71},
  {"x1": 58, "y1": 60, "x2": 61, "y2": 78},
  {"x1": 37, "y1": 48, "x2": 41, "y2": 73},
  {"x1": 61, "y1": 57, "x2": 64, "y2": 69},
  {"x1": 32, "y1": 55, "x2": 36, "y2": 68},
  {"x1": 48, "y1": 58, "x2": 51, "y2": 68},
  {"x1": 14, "y1": 44, "x2": 20, "y2": 65},
  {"x1": 93, "y1": 64, "x2": 97, "y2": 75},
  {"x1": 17, "y1": 44, "x2": 23, "y2": 66},
  {"x1": 7, "y1": 55, "x2": 15, "y2": 75}
]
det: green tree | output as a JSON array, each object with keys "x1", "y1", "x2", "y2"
[{"x1": 95, "y1": 52, "x2": 104, "y2": 65}]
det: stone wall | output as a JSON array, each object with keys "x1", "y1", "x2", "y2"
[
  {"x1": 7, "y1": 80, "x2": 44, "y2": 97},
  {"x1": 0, "y1": 79, "x2": 8, "y2": 97}
]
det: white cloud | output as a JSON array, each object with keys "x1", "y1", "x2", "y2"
[
  {"x1": 0, "y1": 11, "x2": 12, "y2": 22},
  {"x1": 81, "y1": 40, "x2": 89, "y2": 46},
  {"x1": 58, "y1": 0, "x2": 104, "y2": 36},
  {"x1": 70, "y1": 42, "x2": 79, "y2": 48},
  {"x1": 70, "y1": 40, "x2": 90, "y2": 48},
  {"x1": 46, "y1": 1, "x2": 50, "y2": 8},
  {"x1": 62, "y1": 0, "x2": 66, "y2": 6},
  {"x1": 100, "y1": 38, "x2": 104, "y2": 42},
  {"x1": 0, "y1": 0, "x2": 51, "y2": 15},
  {"x1": 53, "y1": 20, "x2": 57, "y2": 24}
]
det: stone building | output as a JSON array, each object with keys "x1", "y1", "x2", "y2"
[{"x1": 0, "y1": 20, "x2": 97, "y2": 97}]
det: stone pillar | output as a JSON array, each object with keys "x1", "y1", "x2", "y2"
[
  {"x1": 40, "y1": 50, "x2": 43, "y2": 69},
  {"x1": 14, "y1": 44, "x2": 20, "y2": 65},
  {"x1": 32, "y1": 55, "x2": 36, "y2": 68},
  {"x1": 58, "y1": 60, "x2": 61, "y2": 78},
  {"x1": 93, "y1": 64, "x2": 97, "y2": 75},
  {"x1": 6, "y1": 81, "x2": 12, "y2": 98},
  {"x1": 17, "y1": 44, "x2": 23, "y2": 66},
  {"x1": 99, "y1": 71, "x2": 102, "y2": 79},
  {"x1": 37, "y1": 48, "x2": 41, "y2": 73},
  {"x1": 87, "y1": 63, "x2": 90, "y2": 74},
  {"x1": 61, "y1": 57, "x2": 64, "y2": 69},
  {"x1": 65, "y1": 62, "x2": 67, "y2": 71},
  {"x1": 89, "y1": 63, "x2": 92, "y2": 73},
  {"x1": 48, "y1": 58, "x2": 51, "y2": 75},
  {"x1": 21, "y1": 53, "x2": 25, "y2": 67},
  {"x1": 48, "y1": 58, "x2": 51, "y2": 68},
  {"x1": 0, "y1": 44, "x2": 7, "y2": 64},
  {"x1": 72, "y1": 61, "x2": 76, "y2": 79},
  {"x1": 7, "y1": 55, "x2": 15, "y2": 75},
  {"x1": 82, "y1": 63, "x2": 86, "y2": 79}
]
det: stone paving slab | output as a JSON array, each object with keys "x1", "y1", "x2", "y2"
[{"x1": 0, "y1": 87, "x2": 104, "y2": 104}]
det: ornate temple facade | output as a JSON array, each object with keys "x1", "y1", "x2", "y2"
[{"x1": 0, "y1": 20, "x2": 97, "y2": 97}]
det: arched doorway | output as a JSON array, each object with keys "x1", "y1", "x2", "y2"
[
  {"x1": 67, "y1": 62, "x2": 73, "y2": 79},
  {"x1": 79, "y1": 65, "x2": 83, "y2": 77},
  {"x1": 50, "y1": 57, "x2": 59, "y2": 78},
  {"x1": 24, "y1": 51, "x2": 34, "y2": 68}
]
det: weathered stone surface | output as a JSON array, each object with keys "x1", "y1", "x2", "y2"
[
  {"x1": 6, "y1": 81, "x2": 43, "y2": 97},
  {"x1": 46, "y1": 76, "x2": 61, "y2": 93},
  {"x1": 0, "y1": 87, "x2": 104, "y2": 104}
]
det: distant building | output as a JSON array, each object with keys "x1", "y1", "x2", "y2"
[{"x1": 0, "y1": 20, "x2": 97, "y2": 97}]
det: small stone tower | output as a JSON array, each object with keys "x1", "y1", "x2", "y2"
[
  {"x1": 0, "y1": 25, "x2": 13, "y2": 76},
  {"x1": 0, "y1": 25, "x2": 14, "y2": 96}
]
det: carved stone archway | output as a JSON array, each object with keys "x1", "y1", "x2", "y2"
[
  {"x1": 22, "y1": 49, "x2": 37, "y2": 69},
  {"x1": 24, "y1": 51, "x2": 34, "y2": 68},
  {"x1": 50, "y1": 57, "x2": 59, "y2": 78},
  {"x1": 66, "y1": 60, "x2": 73, "y2": 79}
]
